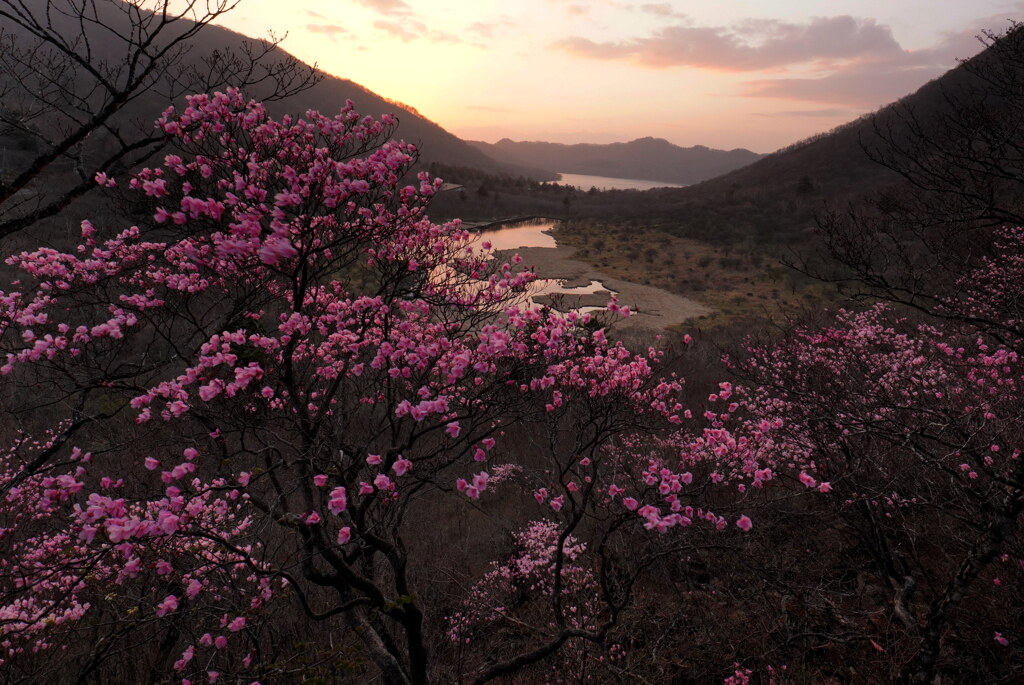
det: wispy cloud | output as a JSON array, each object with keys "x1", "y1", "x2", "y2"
[
  {"x1": 552, "y1": 13, "x2": 1004, "y2": 106},
  {"x1": 374, "y1": 19, "x2": 466, "y2": 45},
  {"x1": 373, "y1": 19, "x2": 419, "y2": 42},
  {"x1": 467, "y1": 17, "x2": 516, "y2": 39},
  {"x1": 542, "y1": 0, "x2": 592, "y2": 16},
  {"x1": 638, "y1": 3, "x2": 686, "y2": 20},
  {"x1": 351, "y1": 0, "x2": 411, "y2": 16},
  {"x1": 740, "y1": 26, "x2": 985, "y2": 105},
  {"x1": 554, "y1": 15, "x2": 903, "y2": 70},
  {"x1": 306, "y1": 24, "x2": 351, "y2": 40}
]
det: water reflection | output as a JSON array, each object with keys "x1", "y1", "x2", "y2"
[
  {"x1": 546, "y1": 172, "x2": 684, "y2": 192},
  {"x1": 477, "y1": 223, "x2": 557, "y2": 250},
  {"x1": 467, "y1": 220, "x2": 616, "y2": 316}
]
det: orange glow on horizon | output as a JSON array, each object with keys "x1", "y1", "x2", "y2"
[{"x1": 214, "y1": 0, "x2": 1015, "y2": 153}]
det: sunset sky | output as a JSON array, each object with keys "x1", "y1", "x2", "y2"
[{"x1": 217, "y1": 0, "x2": 1023, "y2": 153}]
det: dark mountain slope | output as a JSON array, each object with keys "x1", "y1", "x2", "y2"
[
  {"x1": 0, "y1": 0, "x2": 536, "y2": 182},
  {"x1": 639, "y1": 37, "x2": 1016, "y2": 246},
  {"x1": 169, "y1": 21, "x2": 538, "y2": 175}
]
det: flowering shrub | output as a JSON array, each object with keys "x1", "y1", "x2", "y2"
[
  {"x1": 733, "y1": 301, "x2": 1024, "y2": 682},
  {"x1": 0, "y1": 91, "x2": 760, "y2": 683}
]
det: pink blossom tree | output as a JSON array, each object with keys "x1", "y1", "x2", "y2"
[
  {"x1": 733, "y1": 300, "x2": 1024, "y2": 683},
  {"x1": 0, "y1": 91, "x2": 755, "y2": 683}
]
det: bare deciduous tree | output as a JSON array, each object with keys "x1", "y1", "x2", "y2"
[{"x1": 0, "y1": 0, "x2": 319, "y2": 240}]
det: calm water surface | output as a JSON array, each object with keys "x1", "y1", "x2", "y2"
[
  {"x1": 473, "y1": 220, "x2": 614, "y2": 314},
  {"x1": 548, "y1": 172, "x2": 684, "y2": 192}
]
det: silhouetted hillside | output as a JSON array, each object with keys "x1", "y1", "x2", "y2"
[
  {"x1": 639, "y1": 35, "x2": 1018, "y2": 246},
  {"x1": 259, "y1": 79, "x2": 546, "y2": 177},
  {"x1": 468, "y1": 137, "x2": 762, "y2": 185},
  {"x1": 0, "y1": 0, "x2": 540, "y2": 182}
]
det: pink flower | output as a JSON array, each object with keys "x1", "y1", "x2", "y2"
[
  {"x1": 313, "y1": 474, "x2": 328, "y2": 487},
  {"x1": 158, "y1": 511, "x2": 180, "y2": 534},
  {"x1": 393, "y1": 458, "x2": 412, "y2": 476},
  {"x1": 94, "y1": 171, "x2": 117, "y2": 187},
  {"x1": 227, "y1": 616, "x2": 246, "y2": 632},
  {"x1": 995, "y1": 632, "x2": 1010, "y2": 646},
  {"x1": 258, "y1": 237, "x2": 298, "y2": 265},
  {"x1": 156, "y1": 594, "x2": 179, "y2": 617},
  {"x1": 337, "y1": 526, "x2": 352, "y2": 544},
  {"x1": 798, "y1": 471, "x2": 817, "y2": 489},
  {"x1": 327, "y1": 487, "x2": 347, "y2": 514},
  {"x1": 173, "y1": 645, "x2": 194, "y2": 671},
  {"x1": 445, "y1": 421, "x2": 461, "y2": 438},
  {"x1": 736, "y1": 515, "x2": 753, "y2": 532}
]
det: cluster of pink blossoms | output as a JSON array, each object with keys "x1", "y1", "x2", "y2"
[{"x1": 0, "y1": 90, "x2": 769, "y2": 681}]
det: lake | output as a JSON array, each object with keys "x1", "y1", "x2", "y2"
[{"x1": 548, "y1": 172, "x2": 684, "y2": 192}]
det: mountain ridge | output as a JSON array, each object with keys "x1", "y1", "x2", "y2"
[{"x1": 467, "y1": 137, "x2": 763, "y2": 186}]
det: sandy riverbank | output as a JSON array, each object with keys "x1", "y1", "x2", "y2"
[{"x1": 495, "y1": 228, "x2": 712, "y2": 332}]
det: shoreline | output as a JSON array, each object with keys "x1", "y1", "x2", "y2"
[
  {"x1": 461, "y1": 215, "x2": 565, "y2": 231},
  {"x1": 488, "y1": 220, "x2": 712, "y2": 331}
]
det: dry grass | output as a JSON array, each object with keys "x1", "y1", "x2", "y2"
[{"x1": 553, "y1": 219, "x2": 833, "y2": 330}]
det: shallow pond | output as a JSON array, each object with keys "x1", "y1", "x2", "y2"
[
  {"x1": 474, "y1": 221, "x2": 615, "y2": 315},
  {"x1": 457, "y1": 219, "x2": 712, "y2": 329}
]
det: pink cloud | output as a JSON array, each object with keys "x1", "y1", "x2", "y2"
[
  {"x1": 374, "y1": 19, "x2": 418, "y2": 42},
  {"x1": 353, "y1": 0, "x2": 411, "y2": 15},
  {"x1": 374, "y1": 19, "x2": 467, "y2": 45},
  {"x1": 741, "y1": 26, "x2": 988, "y2": 105},
  {"x1": 638, "y1": 3, "x2": 686, "y2": 20},
  {"x1": 467, "y1": 18, "x2": 516, "y2": 39},
  {"x1": 555, "y1": 16, "x2": 903, "y2": 71},
  {"x1": 306, "y1": 24, "x2": 351, "y2": 39}
]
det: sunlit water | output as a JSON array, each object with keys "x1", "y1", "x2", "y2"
[
  {"x1": 468, "y1": 220, "x2": 615, "y2": 315},
  {"x1": 547, "y1": 172, "x2": 684, "y2": 192},
  {"x1": 478, "y1": 223, "x2": 557, "y2": 250}
]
